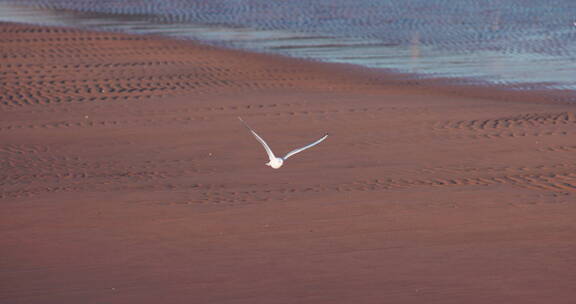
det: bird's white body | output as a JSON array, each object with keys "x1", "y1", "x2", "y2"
[
  {"x1": 239, "y1": 117, "x2": 328, "y2": 169},
  {"x1": 267, "y1": 157, "x2": 284, "y2": 169}
]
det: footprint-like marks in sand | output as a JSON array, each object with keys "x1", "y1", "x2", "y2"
[
  {"x1": 432, "y1": 112, "x2": 576, "y2": 131},
  {"x1": 350, "y1": 111, "x2": 576, "y2": 148},
  {"x1": 193, "y1": 168, "x2": 576, "y2": 205},
  {"x1": 0, "y1": 26, "x2": 326, "y2": 110},
  {"x1": 3, "y1": 146, "x2": 575, "y2": 201}
]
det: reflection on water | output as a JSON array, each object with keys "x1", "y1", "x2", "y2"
[{"x1": 0, "y1": 2, "x2": 575, "y2": 94}]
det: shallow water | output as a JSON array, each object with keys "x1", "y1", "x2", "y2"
[{"x1": 1, "y1": 0, "x2": 575, "y2": 93}]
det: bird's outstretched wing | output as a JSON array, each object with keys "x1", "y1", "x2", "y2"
[
  {"x1": 238, "y1": 117, "x2": 276, "y2": 161},
  {"x1": 283, "y1": 133, "x2": 328, "y2": 160}
]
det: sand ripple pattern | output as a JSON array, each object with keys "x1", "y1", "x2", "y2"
[
  {"x1": 0, "y1": 24, "x2": 361, "y2": 110},
  {"x1": 1, "y1": 23, "x2": 576, "y2": 208}
]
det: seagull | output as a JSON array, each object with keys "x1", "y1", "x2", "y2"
[{"x1": 239, "y1": 117, "x2": 328, "y2": 169}]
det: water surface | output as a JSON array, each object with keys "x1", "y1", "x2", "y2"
[{"x1": 1, "y1": 0, "x2": 575, "y2": 94}]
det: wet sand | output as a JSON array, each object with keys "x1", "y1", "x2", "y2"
[{"x1": 1, "y1": 22, "x2": 576, "y2": 303}]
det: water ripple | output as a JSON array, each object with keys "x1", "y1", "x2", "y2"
[{"x1": 1, "y1": 0, "x2": 575, "y2": 94}]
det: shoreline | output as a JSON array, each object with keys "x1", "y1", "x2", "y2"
[
  {"x1": 1, "y1": 22, "x2": 576, "y2": 303},
  {"x1": 1, "y1": 20, "x2": 573, "y2": 110},
  {"x1": 1, "y1": 2, "x2": 576, "y2": 97}
]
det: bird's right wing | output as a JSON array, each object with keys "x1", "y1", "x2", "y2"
[
  {"x1": 283, "y1": 133, "x2": 328, "y2": 160},
  {"x1": 238, "y1": 117, "x2": 276, "y2": 161}
]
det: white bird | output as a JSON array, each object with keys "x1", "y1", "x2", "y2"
[{"x1": 239, "y1": 117, "x2": 328, "y2": 169}]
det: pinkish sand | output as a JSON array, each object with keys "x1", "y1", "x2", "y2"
[{"x1": 1, "y1": 22, "x2": 576, "y2": 303}]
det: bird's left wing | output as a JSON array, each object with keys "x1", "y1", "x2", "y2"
[
  {"x1": 283, "y1": 133, "x2": 328, "y2": 160},
  {"x1": 238, "y1": 117, "x2": 277, "y2": 161}
]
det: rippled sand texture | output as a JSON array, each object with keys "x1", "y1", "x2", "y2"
[
  {"x1": 1, "y1": 23, "x2": 576, "y2": 303},
  {"x1": 3, "y1": 0, "x2": 576, "y2": 90}
]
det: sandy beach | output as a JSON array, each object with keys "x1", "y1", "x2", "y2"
[{"x1": 1, "y1": 22, "x2": 576, "y2": 303}]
